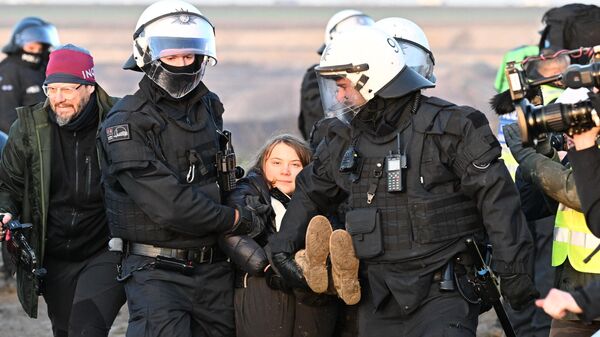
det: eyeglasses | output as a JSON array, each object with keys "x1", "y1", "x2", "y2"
[{"x1": 43, "y1": 84, "x2": 83, "y2": 99}]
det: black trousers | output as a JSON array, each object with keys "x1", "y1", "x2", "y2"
[
  {"x1": 234, "y1": 275, "x2": 338, "y2": 337},
  {"x1": 43, "y1": 249, "x2": 126, "y2": 337},
  {"x1": 123, "y1": 254, "x2": 235, "y2": 337},
  {"x1": 358, "y1": 281, "x2": 479, "y2": 337}
]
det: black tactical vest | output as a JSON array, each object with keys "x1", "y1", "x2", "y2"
[
  {"x1": 346, "y1": 96, "x2": 483, "y2": 263},
  {"x1": 103, "y1": 92, "x2": 223, "y2": 249}
]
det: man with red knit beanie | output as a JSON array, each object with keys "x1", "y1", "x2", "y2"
[{"x1": 0, "y1": 43, "x2": 125, "y2": 337}]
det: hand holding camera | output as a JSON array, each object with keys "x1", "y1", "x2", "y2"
[
  {"x1": 495, "y1": 46, "x2": 600, "y2": 145},
  {"x1": 0, "y1": 212, "x2": 13, "y2": 241}
]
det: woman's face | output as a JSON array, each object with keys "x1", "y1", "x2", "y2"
[{"x1": 263, "y1": 143, "x2": 304, "y2": 195}]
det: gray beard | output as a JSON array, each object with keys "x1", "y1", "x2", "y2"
[{"x1": 55, "y1": 116, "x2": 72, "y2": 126}]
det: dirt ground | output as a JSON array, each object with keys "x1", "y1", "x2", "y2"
[{"x1": 0, "y1": 4, "x2": 550, "y2": 336}]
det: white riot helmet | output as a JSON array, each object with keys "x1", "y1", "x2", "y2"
[
  {"x1": 316, "y1": 26, "x2": 434, "y2": 124},
  {"x1": 375, "y1": 17, "x2": 436, "y2": 83},
  {"x1": 317, "y1": 9, "x2": 374, "y2": 54},
  {"x1": 124, "y1": 0, "x2": 217, "y2": 98}
]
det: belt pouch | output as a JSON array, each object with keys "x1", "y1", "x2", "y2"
[{"x1": 345, "y1": 208, "x2": 383, "y2": 259}]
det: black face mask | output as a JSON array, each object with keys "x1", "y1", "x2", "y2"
[
  {"x1": 17, "y1": 45, "x2": 50, "y2": 68},
  {"x1": 142, "y1": 57, "x2": 206, "y2": 99}
]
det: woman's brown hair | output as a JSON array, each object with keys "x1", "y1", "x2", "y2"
[{"x1": 251, "y1": 134, "x2": 312, "y2": 180}]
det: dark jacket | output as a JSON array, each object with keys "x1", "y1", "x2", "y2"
[
  {"x1": 572, "y1": 280, "x2": 600, "y2": 322},
  {"x1": 98, "y1": 78, "x2": 235, "y2": 248},
  {"x1": 221, "y1": 169, "x2": 272, "y2": 276},
  {"x1": 0, "y1": 85, "x2": 117, "y2": 318},
  {"x1": 0, "y1": 54, "x2": 46, "y2": 133},
  {"x1": 45, "y1": 93, "x2": 108, "y2": 261},
  {"x1": 514, "y1": 149, "x2": 581, "y2": 211}
]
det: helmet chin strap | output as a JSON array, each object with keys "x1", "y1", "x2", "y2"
[{"x1": 133, "y1": 38, "x2": 148, "y2": 68}]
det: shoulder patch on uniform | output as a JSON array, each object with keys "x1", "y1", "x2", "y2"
[
  {"x1": 106, "y1": 124, "x2": 131, "y2": 143},
  {"x1": 466, "y1": 111, "x2": 488, "y2": 129}
]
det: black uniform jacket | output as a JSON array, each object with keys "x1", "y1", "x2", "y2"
[
  {"x1": 272, "y1": 94, "x2": 533, "y2": 275},
  {"x1": 98, "y1": 78, "x2": 235, "y2": 240}
]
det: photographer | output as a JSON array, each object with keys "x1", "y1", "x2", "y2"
[
  {"x1": 534, "y1": 90, "x2": 600, "y2": 328},
  {"x1": 504, "y1": 87, "x2": 600, "y2": 336}
]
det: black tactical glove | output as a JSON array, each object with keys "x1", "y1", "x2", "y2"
[
  {"x1": 499, "y1": 273, "x2": 540, "y2": 311},
  {"x1": 229, "y1": 205, "x2": 265, "y2": 238},
  {"x1": 503, "y1": 123, "x2": 537, "y2": 163},
  {"x1": 271, "y1": 252, "x2": 309, "y2": 290},
  {"x1": 264, "y1": 264, "x2": 291, "y2": 292},
  {"x1": 534, "y1": 133, "x2": 555, "y2": 157},
  {"x1": 588, "y1": 91, "x2": 600, "y2": 113}
]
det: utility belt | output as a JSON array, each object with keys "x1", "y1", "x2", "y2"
[
  {"x1": 128, "y1": 243, "x2": 227, "y2": 265},
  {"x1": 117, "y1": 242, "x2": 228, "y2": 280}
]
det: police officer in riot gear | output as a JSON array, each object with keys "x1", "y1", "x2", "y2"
[
  {"x1": 298, "y1": 9, "x2": 374, "y2": 146},
  {"x1": 98, "y1": 1, "x2": 260, "y2": 336},
  {"x1": 270, "y1": 25, "x2": 538, "y2": 336},
  {"x1": 0, "y1": 17, "x2": 60, "y2": 132}
]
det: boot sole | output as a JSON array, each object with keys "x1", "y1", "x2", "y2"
[
  {"x1": 330, "y1": 229, "x2": 361, "y2": 305},
  {"x1": 304, "y1": 215, "x2": 333, "y2": 293}
]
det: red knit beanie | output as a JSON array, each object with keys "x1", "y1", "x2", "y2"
[{"x1": 44, "y1": 44, "x2": 95, "y2": 85}]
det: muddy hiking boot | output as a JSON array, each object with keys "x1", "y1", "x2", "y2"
[
  {"x1": 297, "y1": 215, "x2": 333, "y2": 293},
  {"x1": 329, "y1": 229, "x2": 361, "y2": 305}
]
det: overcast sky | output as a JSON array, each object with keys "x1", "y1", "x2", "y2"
[{"x1": 1, "y1": 0, "x2": 599, "y2": 5}]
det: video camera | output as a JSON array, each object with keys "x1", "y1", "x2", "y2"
[
  {"x1": 3, "y1": 220, "x2": 47, "y2": 295},
  {"x1": 504, "y1": 46, "x2": 600, "y2": 145}
]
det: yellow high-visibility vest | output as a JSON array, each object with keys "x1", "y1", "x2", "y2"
[
  {"x1": 540, "y1": 84, "x2": 564, "y2": 105},
  {"x1": 552, "y1": 203, "x2": 600, "y2": 273}
]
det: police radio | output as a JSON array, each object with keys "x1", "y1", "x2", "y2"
[
  {"x1": 216, "y1": 130, "x2": 244, "y2": 192},
  {"x1": 386, "y1": 133, "x2": 407, "y2": 192}
]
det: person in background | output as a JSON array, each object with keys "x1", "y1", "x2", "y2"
[
  {"x1": 0, "y1": 44, "x2": 125, "y2": 337},
  {"x1": 0, "y1": 17, "x2": 60, "y2": 133}
]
